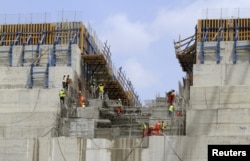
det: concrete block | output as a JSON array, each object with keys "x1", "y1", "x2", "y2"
[
  {"x1": 0, "y1": 67, "x2": 30, "y2": 88},
  {"x1": 76, "y1": 107, "x2": 100, "y2": 119},
  {"x1": 194, "y1": 44, "x2": 250, "y2": 87},
  {"x1": 218, "y1": 108, "x2": 250, "y2": 123},
  {"x1": 187, "y1": 123, "x2": 250, "y2": 136},
  {"x1": 190, "y1": 86, "x2": 250, "y2": 109},
  {"x1": 0, "y1": 138, "x2": 35, "y2": 161},
  {"x1": 94, "y1": 128, "x2": 112, "y2": 139},
  {"x1": 7, "y1": 136, "x2": 250, "y2": 161},
  {"x1": 0, "y1": 88, "x2": 60, "y2": 106},
  {"x1": 186, "y1": 109, "x2": 217, "y2": 124},
  {"x1": 89, "y1": 99, "x2": 103, "y2": 107},
  {"x1": 60, "y1": 118, "x2": 95, "y2": 138},
  {"x1": 190, "y1": 86, "x2": 220, "y2": 109},
  {"x1": 0, "y1": 111, "x2": 58, "y2": 138},
  {"x1": 196, "y1": 41, "x2": 250, "y2": 65}
]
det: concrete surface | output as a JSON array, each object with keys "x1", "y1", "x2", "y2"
[{"x1": 1, "y1": 37, "x2": 250, "y2": 161}]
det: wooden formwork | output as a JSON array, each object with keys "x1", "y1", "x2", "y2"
[
  {"x1": 0, "y1": 23, "x2": 55, "y2": 45},
  {"x1": 197, "y1": 18, "x2": 250, "y2": 42},
  {"x1": 235, "y1": 18, "x2": 250, "y2": 40},
  {"x1": 0, "y1": 22, "x2": 87, "y2": 54},
  {"x1": 54, "y1": 22, "x2": 82, "y2": 44}
]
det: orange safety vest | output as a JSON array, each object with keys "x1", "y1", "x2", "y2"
[
  {"x1": 79, "y1": 95, "x2": 84, "y2": 102},
  {"x1": 155, "y1": 122, "x2": 161, "y2": 130}
]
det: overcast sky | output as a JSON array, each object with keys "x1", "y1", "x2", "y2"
[{"x1": 0, "y1": 0, "x2": 250, "y2": 104}]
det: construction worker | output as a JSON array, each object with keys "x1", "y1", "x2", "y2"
[
  {"x1": 59, "y1": 89, "x2": 66, "y2": 105},
  {"x1": 141, "y1": 122, "x2": 147, "y2": 138},
  {"x1": 168, "y1": 105, "x2": 174, "y2": 118},
  {"x1": 62, "y1": 75, "x2": 66, "y2": 89},
  {"x1": 148, "y1": 125, "x2": 155, "y2": 136},
  {"x1": 155, "y1": 121, "x2": 161, "y2": 136},
  {"x1": 116, "y1": 98, "x2": 123, "y2": 116},
  {"x1": 78, "y1": 91, "x2": 85, "y2": 107},
  {"x1": 66, "y1": 75, "x2": 71, "y2": 90},
  {"x1": 161, "y1": 121, "x2": 166, "y2": 131},
  {"x1": 97, "y1": 83, "x2": 104, "y2": 99},
  {"x1": 167, "y1": 89, "x2": 175, "y2": 105}
]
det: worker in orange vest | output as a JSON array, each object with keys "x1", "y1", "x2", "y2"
[
  {"x1": 155, "y1": 121, "x2": 161, "y2": 136},
  {"x1": 148, "y1": 125, "x2": 155, "y2": 136},
  {"x1": 78, "y1": 91, "x2": 85, "y2": 107}
]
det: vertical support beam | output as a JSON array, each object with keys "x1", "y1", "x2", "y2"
[
  {"x1": 26, "y1": 35, "x2": 32, "y2": 45},
  {"x1": 52, "y1": 33, "x2": 60, "y2": 66},
  {"x1": 21, "y1": 43, "x2": 25, "y2": 66},
  {"x1": 0, "y1": 34, "x2": 6, "y2": 45},
  {"x1": 8, "y1": 42, "x2": 13, "y2": 66},
  {"x1": 52, "y1": 42, "x2": 57, "y2": 66},
  {"x1": 233, "y1": 19, "x2": 238, "y2": 64},
  {"x1": 233, "y1": 39, "x2": 237, "y2": 64},
  {"x1": 29, "y1": 64, "x2": 34, "y2": 89},
  {"x1": 14, "y1": 32, "x2": 21, "y2": 45},
  {"x1": 216, "y1": 28, "x2": 222, "y2": 64},
  {"x1": 72, "y1": 31, "x2": 78, "y2": 44},
  {"x1": 68, "y1": 40, "x2": 72, "y2": 66},
  {"x1": 216, "y1": 40, "x2": 221, "y2": 64},
  {"x1": 200, "y1": 42, "x2": 205, "y2": 64},
  {"x1": 36, "y1": 32, "x2": 46, "y2": 66},
  {"x1": 45, "y1": 63, "x2": 49, "y2": 88},
  {"x1": 200, "y1": 29, "x2": 208, "y2": 64}
]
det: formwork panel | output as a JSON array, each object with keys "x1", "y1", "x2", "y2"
[
  {"x1": 197, "y1": 18, "x2": 250, "y2": 42},
  {"x1": 0, "y1": 22, "x2": 94, "y2": 56}
]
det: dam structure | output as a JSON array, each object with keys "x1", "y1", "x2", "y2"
[{"x1": 1, "y1": 11, "x2": 250, "y2": 161}]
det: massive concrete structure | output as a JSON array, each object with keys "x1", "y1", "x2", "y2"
[
  {"x1": 0, "y1": 19, "x2": 185, "y2": 161},
  {"x1": 2, "y1": 14, "x2": 250, "y2": 161},
  {"x1": 174, "y1": 17, "x2": 250, "y2": 160}
]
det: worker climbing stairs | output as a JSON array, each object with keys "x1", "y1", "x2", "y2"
[{"x1": 58, "y1": 94, "x2": 185, "y2": 138}]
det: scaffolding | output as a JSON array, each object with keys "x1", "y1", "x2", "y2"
[
  {"x1": 174, "y1": 16, "x2": 250, "y2": 85},
  {"x1": 82, "y1": 40, "x2": 141, "y2": 106},
  {"x1": 0, "y1": 17, "x2": 141, "y2": 106}
]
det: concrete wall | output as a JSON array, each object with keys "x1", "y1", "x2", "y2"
[
  {"x1": 193, "y1": 63, "x2": 250, "y2": 86},
  {"x1": 0, "y1": 44, "x2": 82, "y2": 139},
  {"x1": 0, "y1": 88, "x2": 60, "y2": 138},
  {"x1": 2, "y1": 136, "x2": 249, "y2": 161},
  {"x1": 179, "y1": 40, "x2": 250, "y2": 159},
  {"x1": 196, "y1": 41, "x2": 250, "y2": 65},
  {"x1": 190, "y1": 86, "x2": 250, "y2": 109},
  {"x1": 195, "y1": 41, "x2": 250, "y2": 86},
  {"x1": 59, "y1": 118, "x2": 95, "y2": 137},
  {"x1": 188, "y1": 40, "x2": 250, "y2": 137}
]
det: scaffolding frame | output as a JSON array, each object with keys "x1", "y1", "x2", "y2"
[
  {"x1": 82, "y1": 40, "x2": 141, "y2": 106},
  {"x1": 0, "y1": 21, "x2": 141, "y2": 105}
]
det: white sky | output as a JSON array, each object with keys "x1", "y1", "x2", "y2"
[{"x1": 1, "y1": 0, "x2": 250, "y2": 104}]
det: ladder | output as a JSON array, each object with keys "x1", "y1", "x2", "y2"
[{"x1": 29, "y1": 63, "x2": 49, "y2": 89}]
